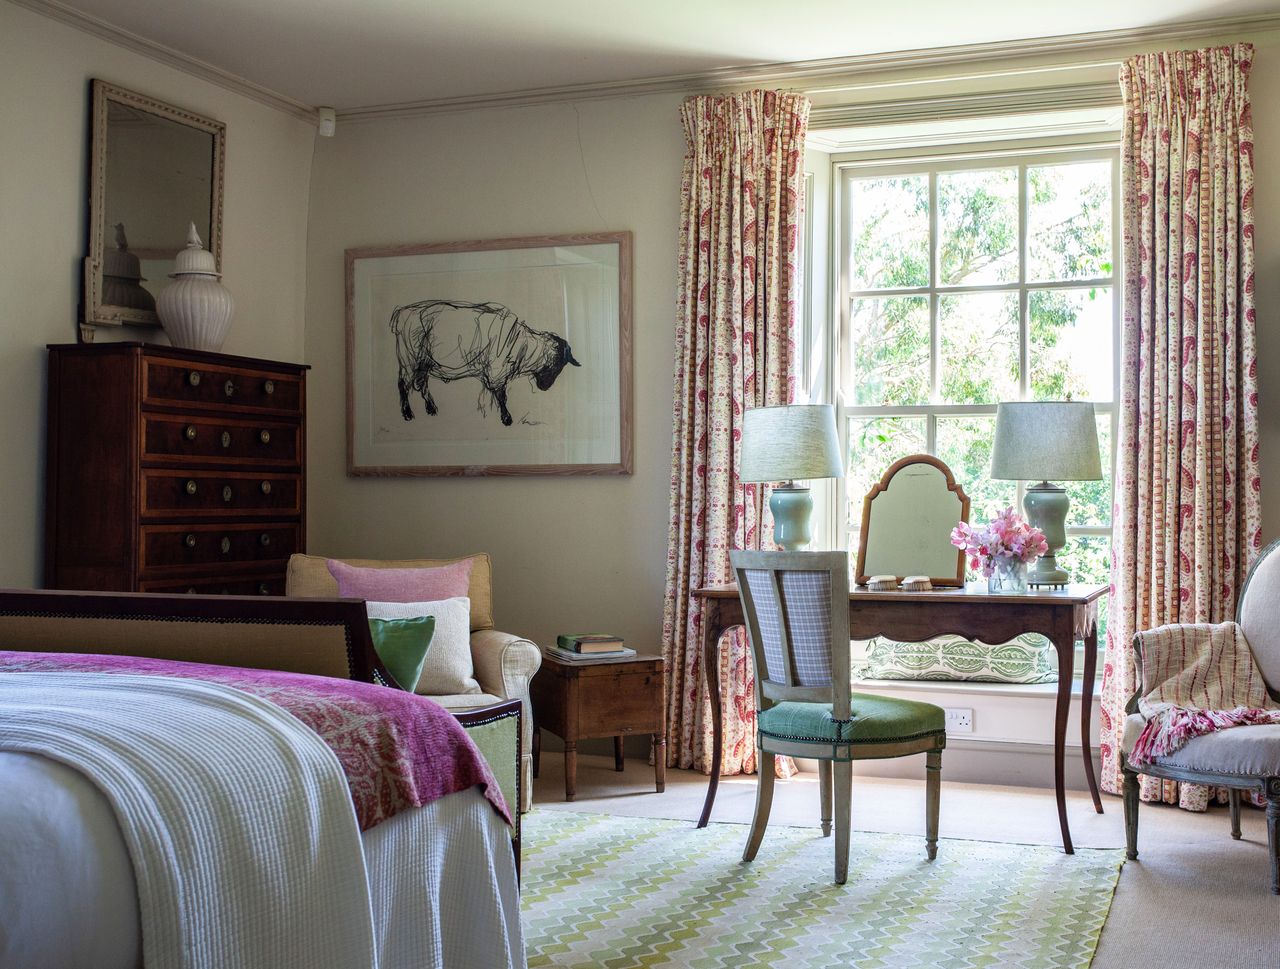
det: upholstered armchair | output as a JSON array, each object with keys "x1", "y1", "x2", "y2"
[
  {"x1": 1120, "y1": 539, "x2": 1280, "y2": 894},
  {"x1": 286, "y1": 553, "x2": 541, "y2": 812}
]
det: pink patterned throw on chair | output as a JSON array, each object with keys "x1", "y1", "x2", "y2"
[{"x1": 1127, "y1": 622, "x2": 1280, "y2": 768}]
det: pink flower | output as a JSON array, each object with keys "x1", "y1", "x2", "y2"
[{"x1": 950, "y1": 510, "x2": 1047, "y2": 573}]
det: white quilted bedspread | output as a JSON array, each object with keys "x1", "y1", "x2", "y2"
[{"x1": 0, "y1": 671, "x2": 376, "y2": 969}]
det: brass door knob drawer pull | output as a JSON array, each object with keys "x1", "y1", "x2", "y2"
[
  {"x1": 222, "y1": 485, "x2": 233, "y2": 503},
  {"x1": 183, "y1": 533, "x2": 197, "y2": 549},
  {"x1": 184, "y1": 425, "x2": 197, "y2": 441},
  {"x1": 258, "y1": 582, "x2": 270, "y2": 595},
  {"x1": 259, "y1": 532, "x2": 272, "y2": 547},
  {"x1": 220, "y1": 537, "x2": 232, "y2": 554},
  {"x1": 264, "y1": 379, "x2": 275, "y2": 395},
  {"x1": 220, "y1": 431, "x2": 232, "y2": 448},
  {"x1": 187, "y1": 371, "x2": 202, "y2": 387},
  {"x1": 224, "y1": 379, "x2": 236, "y2": 398},
  {"x1": 259, "y1": 429, "x2": 271, "y2": 444},
  {"x1": 260, "y1": 481, "x2": 272, "y2": 495},
  {"x1": 185, "y1": 480, "x2": 198, "y2": 495}
]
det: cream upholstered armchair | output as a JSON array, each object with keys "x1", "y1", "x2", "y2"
[
  {"x1": 286, "y1": 553, "x2": 540, "y2": 812},
  {"x1": 1120, "y1": 539, "x2": 1280, "y2": 894}
]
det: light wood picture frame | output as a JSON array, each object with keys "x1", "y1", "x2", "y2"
[
  {"x1": 345, "y1": 231, "x2": 633, "y2": 476},
  {"x1": 855, "y1": 454, "x2": 970, "y2": 587},
  {"x1": 83, "y1": 79, "x2": 225, "y2": 336}
]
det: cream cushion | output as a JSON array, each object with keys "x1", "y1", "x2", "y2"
[
  {"x1": 429, "y1": 693, "x2": 505, "y2": 710},
  {"x1": 287, "y1": 553, "x2": 493, "y2": 632},
  {"x1": 366, "y1": 598, "x2": 480, "y2": 696},
  {"x1": 1123, "y1": 712, "x2": 1280, "y2": 776}
]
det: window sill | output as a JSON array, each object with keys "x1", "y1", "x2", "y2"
[{"x1": 853, "y1": 676, "x2": 1100, "y2": 700}]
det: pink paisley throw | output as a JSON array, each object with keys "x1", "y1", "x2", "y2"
[
  {"x1": 0, "y1": 650, "x2": 509, "y2": 830},
  {"x1": 1126, "y1": 623, "x2": 1280, "y2": 768}
]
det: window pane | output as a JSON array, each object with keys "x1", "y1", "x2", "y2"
[
  {"x1": 849, "y1": 296, "x2": 929, "y2": 405},
  {"x1": 1027, "y1": 161, "x2": 1112, "y2": 282},
  {"x1": 1029, "y1": 288, "x2": 1113, "y2": 402},
  {"x1": 846, "y1": 417, "x2": 927, "y2": 525},
  {"x1": 938, "y1": 292, "x2": 1019, "y2": 404},
  {"x1": 1065, "y1": 415, "x2": 1112, "y2": 527},
  {"x1": 848, "y1": 175, "x2": 929, "y2": 290},
  {"x1": 936, "y1": 415, "x2": 1017, "y2": 523},
  {"x1": 1058, "y1": 535, "x2": 1110, "y2": 643},
  {"x1": 938, "y1": 168, "x2": 1018, "y2": 285}
]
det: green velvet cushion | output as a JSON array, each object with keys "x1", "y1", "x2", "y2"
[
  {"x1": 757, "y1": 694, "x2": 945, "y2": 744},
  {"x1": 368, "y1": 615, "x2": 436, "y2": 691}
]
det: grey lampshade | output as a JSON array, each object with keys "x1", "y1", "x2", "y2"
[
  {"x1": 740, "y1": 404, "x2": 843, "y2": 483},
  {"x1": 991, "y1": 401, "x2": 1103, "y2": 481}
]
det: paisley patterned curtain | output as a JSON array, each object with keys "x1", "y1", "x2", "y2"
[
  {"x1": 1100, "y1": 44, "x2": 1262, "y2": 810},
  {"x1": 662, "y1": 90, "x2": 810, "y2": 777}
]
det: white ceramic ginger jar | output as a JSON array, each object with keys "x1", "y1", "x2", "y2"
[{"x1": 157, "y1": 223, "x2": 234, "y2": 351}]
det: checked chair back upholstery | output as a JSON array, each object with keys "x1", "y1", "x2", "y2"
[{"x1": 731, "y1": 550, "x2": 851, "y2": 720}]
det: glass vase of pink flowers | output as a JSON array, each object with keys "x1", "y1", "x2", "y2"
[{"x1": 950, "y1": 507, "x2": 1049, "y2": 595}]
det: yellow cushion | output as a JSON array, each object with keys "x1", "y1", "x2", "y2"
[{"x1": 286, "y1": 553, "x2": 494, "y2": 632}]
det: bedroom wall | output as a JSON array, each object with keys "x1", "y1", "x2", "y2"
[
  {"x1": 0, "y1": 1, "x2": 316, "y2": 587},
  {"x1": 305, "y1": 26, "x2": 1280, "y2": 651},
  {"x1": 304, "y1": 95, "x2": 686, "y2": 645}
]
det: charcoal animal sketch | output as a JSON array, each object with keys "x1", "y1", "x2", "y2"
[{"x1": 390, "y1": 299, "x2": 580, "y2": 427}]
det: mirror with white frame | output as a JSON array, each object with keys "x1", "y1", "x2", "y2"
[
  {"x1": 82, "y1": 80, "x2": 224, "y2": 335},
  {"x1": 856, "y1": 454, "x2": 970, "y2": 587}
]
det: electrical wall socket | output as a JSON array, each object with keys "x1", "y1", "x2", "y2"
[{"x1": 944, "y1": 707, "x2": 973, "y2": 734}]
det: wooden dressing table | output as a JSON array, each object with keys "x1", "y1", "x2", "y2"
[{"x1": 693, "y1": 582, "x2": 1108, "y2": 853}]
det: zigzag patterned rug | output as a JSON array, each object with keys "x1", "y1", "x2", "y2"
[{"x1": 521, "y1": 811, "x2": 1123, "y2": 969}]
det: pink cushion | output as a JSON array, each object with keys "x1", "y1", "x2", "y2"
[{"x1": 326, "y1": 558, "x2": 474, "y2": 603}]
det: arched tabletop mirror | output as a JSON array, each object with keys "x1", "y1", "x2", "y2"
[
  {"x1": 856, "y1": 454, "x2": 970, "y2": 587},
  {"x1": 82, "y1": 79, "x2": 225, "y2": 337}
]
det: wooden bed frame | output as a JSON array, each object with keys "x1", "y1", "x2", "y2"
[{"x1": 0, "y1": 587, "x2": 522, "y2": 867}]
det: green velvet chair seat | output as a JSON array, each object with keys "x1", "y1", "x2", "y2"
[{"x1": 758, "y1": 694, "x2": 945, "y2": 745}]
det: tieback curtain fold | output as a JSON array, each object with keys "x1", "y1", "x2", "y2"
[{"x1": 663, "y1": 90, "x2": 810, "y2": 777}]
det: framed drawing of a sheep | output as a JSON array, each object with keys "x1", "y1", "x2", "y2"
[{"x1": 345, "y1": 232, "x2": 632, "y2": 476}]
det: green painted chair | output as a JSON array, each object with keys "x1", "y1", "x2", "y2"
[{"x1": 731, "y1": 549, "x2": 947, "y2": 884}]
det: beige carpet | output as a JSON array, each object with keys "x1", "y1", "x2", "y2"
[{"x1": 533, "y1": 754, "x2": 1280, "y2": 968}]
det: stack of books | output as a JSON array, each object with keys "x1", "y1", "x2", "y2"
[{"x1": 544, "y1": 633, "x2": 635, "y2": 663}]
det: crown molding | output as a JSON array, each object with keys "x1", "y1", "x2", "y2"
[
  {"x1": 9, "y1": 0, "x2": 318, "y2": 123},
  {"x1": 340, "y1": 12, "x2": 1280, "y2": 122},
  {"x1": 10, "y1": 0, "x2": 1278, "y2": 127}
]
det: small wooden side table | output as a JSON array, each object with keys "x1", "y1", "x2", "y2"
[{"x1": 530, "y1": 650, "x2": 666, "y2": 801}]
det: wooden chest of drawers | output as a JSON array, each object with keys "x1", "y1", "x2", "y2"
[{"x1": 45, "y1": 343, "x2": 308, "y2": 595}]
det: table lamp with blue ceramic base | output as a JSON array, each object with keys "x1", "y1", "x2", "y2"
[
  {"x1": 740, "y1": 404, "x2": 843, "y2": 551},
  {"x1": 990, "y1": 401, "x2": 1103, "y2": 588}
]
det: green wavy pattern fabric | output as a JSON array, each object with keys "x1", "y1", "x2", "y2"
[
  {"x1": 522, "y1": 811, "x2": 1123, "y2": 969},
  {"x1": 859, "y1": 634, "x2": 1057, "y2": 684}
]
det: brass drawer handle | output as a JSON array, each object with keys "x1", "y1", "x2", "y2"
[
  {"x1": 260, "y1": 480, "x2": 272, "y2": 496},
  {"x1": 259, "y1": 532, "x2": 272, "y2": 547},
  {"x1": 185, "y1": 479, "x2": 198, "y2": 495},
  {"x1": 258, "y1": 582, "x2": 270, "y2": 595},
  {"x1": 222, "y1": 485, "x2": 233, "y2": 503},
  {"x1": 183, "y1": 533, "x2": 197, "y2": 549},
  {"x1": 186, "y1": 586, "x2": 198, "y2": 594},
  {"x1": 259, "y1": 429, "x2": 271, "y2": 445},
  {"x1": 184, "y1": 425, "x2": 197, "y2": 441},
  {"x1": 220, "y1": 536, "x2": 232, "y2": 555},
  {"x1": 221, "y1": 431, "x2": 232, "y2": 448},
  {"x1": 187, "y1": 371, "x2": 202, "y2": 387},
  {"x1": 264, "y1": 379, "x2": 276, "y2": 395},
  {"x1": 224, "y1": 379, "x2": 237, "y2": 398}
]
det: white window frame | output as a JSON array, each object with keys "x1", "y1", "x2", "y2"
[{"x1": 833, "y1": 142, "x2": 1122, "y2": 579}]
